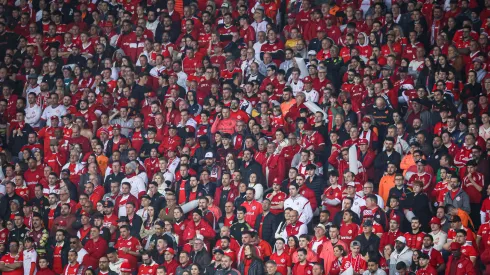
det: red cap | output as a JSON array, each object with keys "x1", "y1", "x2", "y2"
[
  {"x1": 80, "y1": 210, "x2": 89, "y2": 217},
  {"x1": 362, "y1": 116, "x2": 372, "y2": 124},
  {"x1": 450, "y1": 242, "x2": 462, "y2": 250},
  {"x1": 51, "y1": 115, "x2": 59, "y2": 120},
  {"x1": 113, "y1": 124, "x2": 122, "y2": 130},
  {"x1": 429, "y1": 217, "x2": 441, "y2": 225},
  {"x1": 325, "y1": 14, "x2": 334, "y2": 20},
  {"x1": 100, "y1": 128, "x2": 109, "y2": 135},
  {"x1": 104, "y1": 21, "x2": 113, "y2": 28},
  {"x1": 169, "y1": 72, "x2": 178, "y2": 78},
  {"x1": 358, "y1": 139, "x2": 369, "y2": 145},
  {"x1": 390, "y1": 214, "x2": 400, "y2": 224},
  {"x1": 165, "y1": 248, "x2": 175, "y2": 255},
  {"x1": 287, "y1": 13, "x2": 296, "y2": 19},
  {"x1": 346, "y1": 182, "x2": 356, "y2": 187},
  {"x1": 303, "y1": 123, "x2": 313, "y2": 131},
  {"x1": 146, "y1": 91, "x2": 156, "y2": 97},
  {"x1": 303, "y1": 76, "x2": 312, "y2": 83},
  {"x1": 120, "y1": 261, "x2": 132, "y2": 272},
  {"x1": 272, "y1": 178, "x2": 280, "y2": 184}
]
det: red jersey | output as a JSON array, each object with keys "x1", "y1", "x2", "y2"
[
  {"x1": 341, "y1": 253, "x2": 367, "y2": 274},
  {"x1": 115, "y1": 236, "x2": 141, "y2": 271},
  {"x1": 292, "y1": 262, "x2": 313, "y2": 275},
  {"x1": 270, "y1": 251, "x2": 292, "y2": 275},
  {"x1": 241, "y1": 200, "x2": 263, "y2": 227},
  {"x1": 0, "y1": 253, "x2": 23, "y2": 275},
  {"x1": 339, "y1": 222, "x2": 359, "y2": 247},
  {"x1": 265, "y1": 191, "x2": 287, "y2": 215},
  {"x1": 404, "y1": 231, "x2": 426, "y2": 250}
]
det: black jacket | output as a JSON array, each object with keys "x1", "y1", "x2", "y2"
[
  {"x1": 254, "y1": 212, "x2": 277, "y2": 247},
  {"x1": 104, "y1": 172, "x2": 125, "y2": 193},
  {"x1": 354, "y1": 233, "x2": 381, "y2": 256},
  {"x1": 374, "y1": 150, "x2": 402, "y2": 172},
  {"x1": 305, "y1": 175, "x2": 324, "y2": 208},
  {"x1": 239, "y1": 159, "x2": 264, "y2": 184},
  {"x1": 47, "y1": 239, "x2": 70, "y2": 270},
  {"x1": 9, "y1": 225, "x2": 29, "y2": 243},
  {"x1": 190, "y1": 249, "x2": 211, "y2": 269},
  {"x1": 238, "y1": 258, "x2": 264, "y2": 275},
  {"x1": 129, "y1": 215, "x2": 143, "y2": 238},
  {"x1": 9, "y1": 123, "x2": 34, "y2": 156}
]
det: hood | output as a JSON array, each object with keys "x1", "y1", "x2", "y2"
[{"x1": 357, "y1": 32, "x2": 369, "y2": 47}]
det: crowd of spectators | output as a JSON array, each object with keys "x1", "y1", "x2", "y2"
[{"x1": 0, "y1": 0, "x2": 490, "y2": 274}]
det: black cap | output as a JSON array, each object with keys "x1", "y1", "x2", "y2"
[
  {"x1": 103, "y1": 200, "x2": 114, "y2": 208},
  {"x1": 409, "y1": 141, "x2": 420, "y2": 147},
  {"x1": 61, "y1": 169, "x2": 70, "y2": 174},
  {"x1": 466, "y1": 160, "x2": 477, "y2": 167},
  {"x1": 342, "y1": 99, "x2": 351, "y2": 104},
  {"x1": 415, "y1": 159, "x2": 427, "y2": 165},
  {"x1": 222, "y1": 133, "x2": 232, "y2": 139},
  {"x1": 194, "y1": 209, "x2": 203, "y2": 217},
  {"x1": 169, "y1": 125, "x2": 177, "y2": 130},
  {"x1": 213, "y1": 249, "x2": 225, "y2": 255},
  {"x1": 363, "y1": 219, "x2": 373, "y2": 227},
  {"x1": 410, "y1": 98, "x2": 422, "y2": 104},
  {"x1": 117, "y1": 216, "x2": 130, "y2": 223},
  {"x1": 141, "y1": 195, "x2": 151, "y2": 200},
  {"x1": 450, "y1": 215, "x2": 462, "y2": 222}
]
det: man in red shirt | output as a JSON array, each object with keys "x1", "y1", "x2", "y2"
[
  {"x1": 114, "y1": 225, "x2": 141, "y2": 272},
  {"x1": 63, "y1": 250, "x2": 83, "y2": 275},
  {"x1": 416, "y1": 253, "x2": 438, "y2": 275},
  {"x1": 241, "y1": 188, "x2": 263, "y2": 227},
  {"x1": 404, "y1": 217, "x2": 426, "y2": 250},
  {"x1": 339, "y1": 210, "x2": 360, "y2": 248},
  {"x1": 0, "y1": 240, "x2": 23, "y2": 275},
  {"x1": 162, "y1": 248, "x2": 179, "y2": 275},
  {"x1": 83, "y1": 227, "x2": 108, "y2": 269},
  {"x1": 292, "y1": 248, "x2": 313, "y2": 275},
  {"x1": 138, "y1": 251, "x2": 159, "y2": 275},
  {"x1": 270, "y1": 238, "x2": 292, "y2": 275}
]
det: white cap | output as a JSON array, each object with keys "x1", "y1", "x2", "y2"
[
  {"x1": 205, "y1": 152, "x2": 214, "y2": 158},
  {"x1": 308, "y1": 50, "x2": 317, "y2": 56},
  {"x1": 395, "y1": 236, "x2": 406, "y2": 244}
]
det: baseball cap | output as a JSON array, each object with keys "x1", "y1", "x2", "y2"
[
  {"x1": 205, "y1": 152, "x2": 214, "y2": 158},
  {"x1": 315, "y1": 224, "x2": 326, "y2": 231},
  {"x1": 165, "y1": 248, "x2": 175, "y2": 255},
  {"x1": 346, "y1": 182, "x2": 356, "y2": 187},
  {"x1": 429, "y1": 217, "x2": 441, "y2": 225},
  {"x1": 362, "y1": 116, "x2": 372, "y2": 124},
  {"x1": 450, "y1": 242, "x2": 462, "y2": 250},
  {"x1": 307, "y1": 50, "x2": 317, "y2": 56},
  {"x1": 358, "y1": 139, "x2": 369, "y2": 145},
  {"x1": 395, "y1": 236, "x2": 406, "y2": 243},
  {"x1": 363, "y1": 219, "x2": 373, "y2": 227},
  {"x1": 103, "y1": 200, "x2": 114, "y2": 208}
]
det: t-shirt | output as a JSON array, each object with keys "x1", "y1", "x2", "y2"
[
  {"x1": 0, "y1": 253, "x2": 24, "y2": 275},
  {"x1": 115, "y1": 236, "x2": 141, "y2": 271},
  {"x1": 22, "y1": 249, "x2": 37, "y2": 275}
]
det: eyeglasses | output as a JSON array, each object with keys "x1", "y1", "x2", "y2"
[{"x1": 70, "y1": 241, "x2": 77, "y2": 244}]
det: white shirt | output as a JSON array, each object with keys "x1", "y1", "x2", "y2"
[
  {"x1": 26, "y1": 85, "x2": 41, "y2": 96},
  {"x1": 282, "y1": 222, "x2": 308, "y2": 241},
  {"x1": 41, "y1": 105, "x2": 67, "y2": 126},
  {"x1": 251, "y1": 20, "x2": 268, "y2": 41},
  {"x1": 121, "y1": 175, "x2": 146, "y2": 199},
  {"x1": 303, "y1": 89, "x2": 320, "y2": 103},
  {"x1": 253, "y1": 41, "x2": 266, "y2": 60},
  {"x1": 284, "y1": 194, "x2": 313, "y2": 224},
  {"x1": 288, "y1": 80, "x2": 304, "y2": 96},
  {"x1": 25, "y1": 103, "x2": 42, "y2": 127},
  {"x1": 76, "y1": 248, "x2": 88, "y2": 264},
  {"x1": 429, "y1": 230, "x2": 448, "y2": 251},
  {"x1": 23, "y1": 248, "x2": 37, "y2": 275}
]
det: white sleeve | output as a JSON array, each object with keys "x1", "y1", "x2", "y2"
[
  {"x1": 298, "y1": 223, "x2": 308, "y2": 237},
  {"x1": 282, "y1": 227, "x2": 288, "y2": 241},
  {"x1": 254, "y1": 184, "x2": 263, "y2": 202},
  {"x1": 299, "y1": 200, "x2": 313, "y2": 225},
  {"x1": 481, "y1": 211, "x2": 486, "y2": 225},
  {"x1": 41, "y1": 108, "x2": 47, "y2": 121}
]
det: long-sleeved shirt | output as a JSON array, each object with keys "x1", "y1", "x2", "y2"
[
  {"x1": 25, "y1": 103, "x2": 42, "y2": 127},
  {"x1": 284, "y1": 195, "x2": 313, "y2": 224}
]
